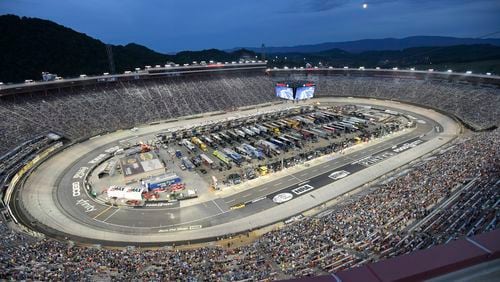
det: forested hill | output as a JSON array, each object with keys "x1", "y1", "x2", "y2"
[
  {"x1": 0, "y1": 15, "x2": 257, "y2": 83},
  {"x1": 1, "y1": 14, "x2": 499, "y2": 83},
  {"x1": 272, "y1": 44, "x2": 500, "y2": 72}
]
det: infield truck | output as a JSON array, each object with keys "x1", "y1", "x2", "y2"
[
  {"x1": 283, "y1": 118, "x2": 300, "y2": 129},
  {"x1": 219, "y1": 132, "x2": 231, "y2": 142},
  {"x1": 344, "y1": 116, "x2": 368, "y2": 125},
  {"x1": 295, "y1": 116, "x2": 314, "y2": 125},
  {"x1": 213, "y1": 150, "x2": 232, "y2": 166},
  {"x1": 249, "y1": 126, "x2": 261, "y2": 135},
  {"x1": 235, "y1": 145, "x2": 249, "y2": 156},
  {"x1": 181, "y1": 156, "x2": 195, "y2": 170},
  {"x1": 201, "y1": 135, "x2": 214, "y2": 147},
  {"x1": 263, "y1": 123, "x2": 280, "y2": 136},
  {"x1": 310, "y1": 128, "x2": 328, "y2": 139},
  {"x1": 181, "y1": 139, "x2": 196, "y2": 151},
  {"x1": 226, "y1": 130, "x2": 240, "y2": 141},
  {"x1": 222, "y1": 148, "x2": 243, "y2": 165},
  {"x1": 269, "y1": 138, "x2": 286, "y2": 149},
  {"x1": 255, "y1": 124, "x2": 268, "y2": 134},
  {"x1": 242, "y1": 127, "x2": 255, "y2": 136},
  {"x1": 320, "y1": 111, "x2": 337, "y2": 120},
  {"x1": 337, "y1": 121, "x2": 358, "y2": 131},
  {"x1": 278, "y1": 136, "x2": 293, "y2": 147},
  {"x1": 322, "y1": 125, "x2": 337, "y2": 133},
  {"x1": 143, "y1": 173, "x2": 182, "y2": 191},
  {"x1": 283, "y1": 134, "x2": 303, "y2": 148},
  {"x1": 256, "y1": 140, "x2": 281, "y2": 156},
  {"x1": 124, "y1": 144, "x2": 151, "y2": 156},
  {"x1": 299, "y1": 129, "x2": 315, "y2": 140},
  {"x1": 199, "y1": 153, "x2": 215, "y2": 168},
  {"x1": 211, "y1": 133, "x2": 223, "y2": 144},
  {"x1": 276, "y1": 121, "x2": 288, "y2": 128},
  {"x1": 234, "y1": 129, "x2": 246, "y2": 138},
  {"x1": 242, "y1": 143, "x2": 264, "y2": 160},
  {"x1": 329, "y1": 122, "x2": 347, "y2": 131},
  {"x1": 191, "y1": 137, "x2": 208, "y2": 151}
]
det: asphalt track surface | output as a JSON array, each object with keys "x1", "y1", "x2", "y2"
[{"x1": 15, "y1": 98, "x2": 459, "y2": 244}]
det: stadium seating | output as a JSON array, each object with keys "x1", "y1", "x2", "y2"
[
  {"x1": 1, "y1": 73, "x2": 499, "y2": 158},
  {"x1": 313, "y1": 76, "x2": 500, "y2": 130},
  {"x1": 0, "y1": 73, "x2": 277, "y2": 157},
  {"x1": 0, "y1": 71, "x2": 499, "y2": 280},
  {"x1": 0, "y1": 128, "x2": 497, "y2": 280}
]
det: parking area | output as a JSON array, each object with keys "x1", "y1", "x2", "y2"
[
  {"x1": 87, "y1": 103, "x2": 413, "y2": 207},
  {"x1": 154, "y1": 104, "x2": 412, "y2": 188}
]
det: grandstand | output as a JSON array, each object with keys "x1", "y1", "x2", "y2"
[
  {"x1": 0, "y1": 67, "x2": 276, "y2": 156},
  {"x1": 0, "y1": 65, "x2": 499, "y2": 280},
  {"x1": 269, "y1": 69, "x2": 500, "y2": 130},
  {"x1": 1, "y1": 67, "x2": 498, "y2": 158}
]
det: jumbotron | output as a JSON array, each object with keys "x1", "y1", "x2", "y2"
[{"x1": 0, "y1": 62, "x2": 498, "y2": 280}]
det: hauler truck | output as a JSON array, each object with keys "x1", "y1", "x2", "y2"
[
  {"x1": 213, "y1": 150, "x2": 231, "y2": 165},
  {"x1": 191, "y1": 137, "x2": 208, "y2": 151}
]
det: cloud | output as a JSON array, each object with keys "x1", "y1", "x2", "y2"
[
  {"x1": 305, "y1": 0, "x2": 350, "y2": 12},
  {"x1": 279, "y1": 0, "x2": 349, "y2": 13},
  {"x1": 282, "y1": 0, "x2": 448, "y2": 13}
]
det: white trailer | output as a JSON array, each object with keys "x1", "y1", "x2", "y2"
[
  {"x1": 256, "y1": 124, "x2": 268, "y2": 133},
  {"x1": 200, "y1": 153, "x2": 214, "y2": 166},
  {"x1": 182, "y1": 139, "x2": 196, "y2": 151},
  {"x1": 234, "y1": 129, "x2": 246, "y2": 138},
  {"x1": 242, "y1": 127, "x2": 255, "y2": 136},
  {"x1": 250, "y1": 126, "x2": 261, "y2": 135}
]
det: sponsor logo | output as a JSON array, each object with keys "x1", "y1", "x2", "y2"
[
  {"x1": 72, "y1": 182, "x2": 81, "y2": 197},
  {"x1": 144, "y1": 201, "x2": 178, "y2": 207},
  {"x1": 357, "y1": 152, "x2": 396, "y2": 166},
  {"x1": 328, "y1": 170, "x2": 350, "y2": 180},
  {"x1": 285, "y1": 215, "x2": 304, "y2": 224},
  {"x1": 273, "y1": 193, "x2": 293, "y2": 204},
  {"x1": 104, "y1": 146, "x2": 120, "y2": 154},
  {"x1": 393, "y1": 140, "x2": 423, "y2": 153},
  {"x1": 158, "y1": 225, "x2": 202, "y2": 233},
  {"x1": 250, "y1": 197, "x2": 266, "y2": 204},
  {"x1": 73, "y1": 167, "x2": 88, "y2": 179},
  {"x1": 291, "y1": 184, "x2": 314, "y2": 195},
  {"x1": 89, "y1": 154, "x2": 108, "y2": 164},
  {"x1": 76, "y1": 199, "x2": 96, "y2": 213}
]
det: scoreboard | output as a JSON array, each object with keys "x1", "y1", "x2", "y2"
[
  {"x1": 275, "y1": 83, "x2": 294, "y2": 100},
  {"x1": 275, "y1": 82, "x2": 315, "y2": 100}
]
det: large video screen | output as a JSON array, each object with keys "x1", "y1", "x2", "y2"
[
  {"x1": 295, "y1": 86, "x2": 315, "y2": 100},
  {"x1": 275, "y1": 86, "x2": 294, "y2": 100}
]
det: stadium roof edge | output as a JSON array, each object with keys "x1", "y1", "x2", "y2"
[
  {"x1": 267, "y1": 67, "x2": 500, "y2": 87},
  {"x1": 0, "y1": 63, "x2": 267, "y2": 97}
]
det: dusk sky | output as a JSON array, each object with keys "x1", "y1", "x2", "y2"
[{"x1": 1, "y1": 0, "x2": 499, "y2": 52}]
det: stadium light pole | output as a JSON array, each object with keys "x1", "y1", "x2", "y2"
[{"x1": 106, "y1": 44, "x2": 116, "y2": 74}]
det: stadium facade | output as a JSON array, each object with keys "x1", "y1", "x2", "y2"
[{"x1": 0, "y1": 62, "x2": 498, "y2": 280}]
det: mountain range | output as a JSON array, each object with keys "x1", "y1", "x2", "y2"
[{"x1": 233, "y1": 36, "x2": 500, "y2": 54}]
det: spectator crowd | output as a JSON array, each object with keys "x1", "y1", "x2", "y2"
[
  {"x1": 0, "y1": 73, "x2": 277, "y2": 156},
  {"x1": 310, "y1": 75, "x2": 500, "y2": 130},
  {"x1": 1, "y1": 72, "x2": 499, "y2": 157},
  {"x1": 0, "y1": 71, "x2": 499, "y2": 280},
  {"x1": 1, "y1": 129, "x2": 498, "y2": 280}
]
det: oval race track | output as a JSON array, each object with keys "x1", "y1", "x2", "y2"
[{"x1": 13, "y1": 97, "x2": 460, "y2": 245}]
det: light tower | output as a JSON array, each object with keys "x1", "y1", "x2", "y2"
[{"x1": 106, "y1": 44, "x2": 116, "y2": 74}]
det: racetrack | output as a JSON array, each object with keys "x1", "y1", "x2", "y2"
[{"x1": 12, "y1": 97, "x2": 460, "y2": 245}]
